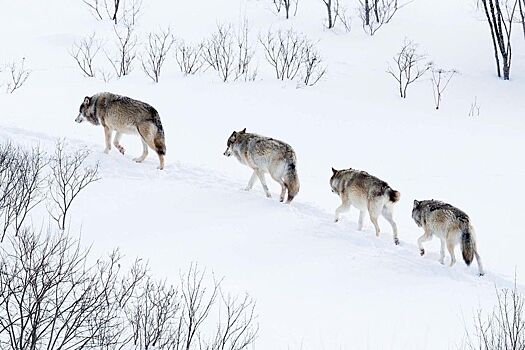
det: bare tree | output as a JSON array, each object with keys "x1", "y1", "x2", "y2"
[
  {"x1": 260, "y1": 29, "x2": 306, "y2": 80},
  {"x1": 83, "y1": 0, "x2": 141, "y2": 24},
  {"x1": 0, "y1": 229, "x2": 124, "y2": 350},
  {"x1": 70, "y1": 32, "x2": 103, "y2": 78},
  {"x1": 107, "y1": 21, "x2": 138, "y2": 77},
  {"x1": 125, "y1": 277, "x2": 181, "y2": 349},
  {"x1": 260, "y1": 29, "x2": 327, "y2": 86},
  {"x1": 387, "y1": 40, "x2": 432, "y2": 98},
  {"x1": 179, "y1": 264, "x2": 220, "y2": 350},
  {"x1": 4, "y1": 58, "x2": 31, "y2": 94},
  {"x1": 272, "y1": 0, "x2": 299, "y2": 18},
  {"x1": 202, "y1": 24, "x2": 235, "y2": 82},
  {"x1": 175, "y1": 41, "x2": 204, "y2": 75},
  {"x1": 47, "y1": 142, "x2": 99, "y2": 230},
  {"x1": 0, "y1": 146, "x2": 46, "y2": 242},
  {"x1": 234, "y1": 21, "x2": 257, "y2": 82},
  {"x1": 359, "y1": 0, "x2": 406, "y2": 35},
  {"x1": 480, "y1": 0, "x2": 518, "y2": 80},
  {"x1": 463, "y1": 281, "x2": 525, "y2": 349},
  {"x1": 89, "y1": 257, "x2": 147, "y2": 350},
  {"x1": 519, "y1": 0, "x2": 525, "y2": 38},
  {"x1": 431, "y1": 67, "x2": 458, "y2": 110},
  {"x1": 208, "y1": 291, "x2": 258, "y2": 350},
  {"x1": 301, "y1": 42, "x2": 326, "y2": 86},
  {"x1": 202, "y1": 23, "x2": 256, "y2": 82},
  {"x1": 319, "y1": 0, "x2": 349, "y2": 30},
  {"x1": 141, "y1": 28, "x2": 175, "y2": 83}
]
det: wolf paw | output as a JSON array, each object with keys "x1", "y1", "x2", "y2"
[
  {"x1": 394, "y1": 238, "x2": 400, "y2": 245},
  {"x1": 439, "y1": 259, "x2": 445, "y2": 265},
  {"x1": 116, "y1": 145, "x2": 125, "y2": 155},
  {"x1": 279, "y1": 197, "x2": 285, "y2": 202},
  {"x1": 104, "y1": 148, "x2": 110, "y2": 154},
  {"x1": 133, "y1": 157, "x2": 145, "y2": 163},
  {"x1": 420, "y1": 249, "x2": 425, "y2": 256},
  {"x1": 265, "y1": 193, "x2": 272, "y2": 198}
]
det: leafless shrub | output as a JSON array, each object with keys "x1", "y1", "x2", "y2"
[
  {"x1": 141, "y1": 27, "x2": 175, "y2": 83},
  {"x1": 175, "y1": 41, "x2": 205, "y2": 75},
  {"x1": 4, "y1": 58, "x2": 31, "y2": 93},
  {"x1": 70, "y1": 32, "x2": 103, "y2": 78},
  {"x1": 47, "y1": 141, "x2": 99, "y2": 230},
  {"x1": 387, "y1": 39, "x2": 432, "y2": 98},
  {"x1": 0, "y1": 229, "x2": 124, "y2": 350},
  {"x1": 431, "y1": 67, "x2": 457, "y2": 110},
  {"x1": 359, "y1": 0, "x2": 407, "y2": 35},
  {"x1": 259, "y1": 29, "x2": 326, "y2": 86},
  {"x1": 479, "y1": 0, "x2": 518, "y2": 80},
  {"x1": 320, "y1": 0, "x2": 350, "y2": 30},
  {"x1": 0, "y1": 144, "x2": 46, "y2": 242},
  {"x1": 83, "y1": 0, "x2": 142, "y2": 25},
  {"x1": 107, "y1": 21, "x2": 138, "y2": 78},
  {"x1": 202, "y1": 23, "x2": 257, "y2": 82},
  {"x1": 463, "y1": 281, "x2": 525, "y2": 349},
  {"x1": 469, "y1": 97, "x2": 481, "y2": 117}
]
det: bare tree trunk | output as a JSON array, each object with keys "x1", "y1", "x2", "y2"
[
  {"x1": 364, "y1": 0, "x2": 370, "y2": 25},
  {"x1": 480, "y1": 0, "x2": 516, "y2": 80}
]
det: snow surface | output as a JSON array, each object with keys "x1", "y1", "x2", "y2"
[{"x1": 1, "y1": 0, "x2": 525, "y2": 348}]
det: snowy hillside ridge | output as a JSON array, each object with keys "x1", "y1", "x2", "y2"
[{"x1": 1, "y1": 0, "x2": 525, "y2": 349}]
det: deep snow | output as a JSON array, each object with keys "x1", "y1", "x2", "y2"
[{"x1": 1, "y1": 0, "x2": 525, "y2": 348}]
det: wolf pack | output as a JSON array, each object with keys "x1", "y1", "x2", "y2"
[{"x1": 76, "y1": 92, "x2": 485, "y2": 276}]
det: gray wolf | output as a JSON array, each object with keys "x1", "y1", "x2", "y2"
[
  {"x1": 223, "y1": 128, "x2": 299, "y2": 203},
  {"x1": 330, "y1": 167, "x2": 400, "y2": 245},
  {"x1": 412, "y1": 199, "x2": 484, "y2": 276},
  {"x1": 76, "y1": 92, "x2": 166, "y2": 170}
]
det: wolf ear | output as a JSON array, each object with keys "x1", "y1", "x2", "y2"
[
  {"x1": 83, "y1": 96, "x2": 91, "y2": 105},
  {"x1": 331, "y1": 167, "x2": 338, "y2": 174},
  {"x1": 240, "y1": 128, "x2": 246, "y2": 134},
  {"x1": 413, "y1": 200, "x2": 419, "y2": 207}
]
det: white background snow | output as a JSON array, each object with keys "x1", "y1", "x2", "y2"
[{"x1": 1, "y1": 0, "x2": 524, "y2": 348}]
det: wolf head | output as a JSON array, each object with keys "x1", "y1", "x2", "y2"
[
  {"x1": 330, "y1": 167, "x2": 341, "y2": 194},
  {"x1": 412, "y1": 200, "x2": 423, "y2": 227},
  {"x1": 76, "y1": 96, "x2": 99, "y2": 125},
  {"x1": 223, "y1": 128, "x2": 246, "y2": 157}
]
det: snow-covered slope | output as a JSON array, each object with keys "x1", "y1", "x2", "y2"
[{"x1": 1, "y1": 0, "x2": 524, "y2": 348}]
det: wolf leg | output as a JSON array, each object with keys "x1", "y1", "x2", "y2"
[
  {"x1": 334, "y1": 195, "x2": 350, "y2": 223},
  {"x1": 474, "y1": 251, "x2": 485, "y2": 276},
  {"x1": 446, "y1": 239, "x2": 456, "y2": 266},
  {"x1": 269, "y1": 172, "x2": 286, "y2": 202},
  {"x1": 439, "y1": 238, "x2": 446, "y2": 264},
  {"x1": 381, "y1": 206, "x2": 399, "y2": 245},
  {"x1": 245, "y1": 171, "x2": 257, "y2": 191},
  {"x1": 103, "y1": 126, "x2": 112, "y2": 154},
  {"x1": 133, "y1": 137, "x2": 148, "y2": 163},
  {"x1": 368, "y1": 202, "x2": 382, "y2": 237},
  {"x1": 255, "y1": 170, "x2": 271, "y2": 198},
  {"x1": 357, "y1": 210, "x2": 365, "y2": 230},
  {"x1": 417, "y1": 230, "x2": 432, "y2": 256},
  {"x1": 113, "y1": 131, "x2": 125, "y2": 155}
]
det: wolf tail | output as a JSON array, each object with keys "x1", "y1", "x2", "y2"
[
  {"x1": 283, "y1": 150, "x2": 299, "y2": 203},
  {"x1": 387, "y1": 187, "x2": 401, "y2": 203},
  {"x1": 151, "y1": 110, "x2": 166, "y2": 156},
  {"x1": 461, "y1": 224, "x2": 475, "y2": 266}
]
